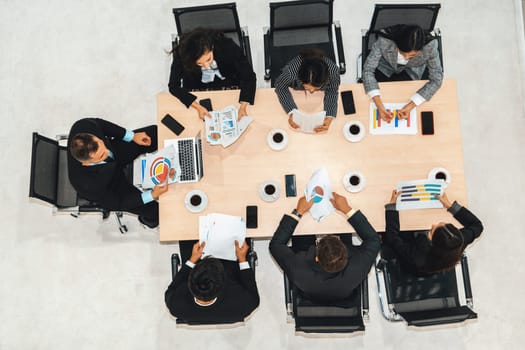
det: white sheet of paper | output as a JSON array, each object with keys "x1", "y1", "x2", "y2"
[
  {"x1": 304, "y1": 168, "x2": 335, "y2": 222},
  {"x1": 369, "y1": 102, "x2": 417, "y2": 135},
  {"x1": 141, "y1": 144, "x2": 178, "y2": 189},
  {"x1": 199, "y1": 213, "x2": 246, "y2": 261},
  {"x1": 291, "y1": 109, "x2": 326, "y2": 133},
  {"x1": 396, "y1": 179, "x2": 444, "y2": 210}
]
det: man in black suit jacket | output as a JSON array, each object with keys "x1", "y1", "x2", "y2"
[
  {"x1": 165, "y1": 240, "x2": 260, "y2": 324},
  {"x1": 270, "y1": 193, "x2": 380, "y2": 302},
  {"x1": 67, "y1": 118, "x2": 168, "y2": 228}
]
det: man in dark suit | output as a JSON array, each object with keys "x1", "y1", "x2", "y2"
[
  {"x1": 67, "y1": 118, "x2": 168, "y2": 228},
  {"x1": 269, "y1": 193, "x2": 380, "y2": 302},
  {"x1": 165, "y1": 240, "x2": 260, "y2": 324}
]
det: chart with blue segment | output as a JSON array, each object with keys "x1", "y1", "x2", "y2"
[
  {"x1": 396, "y1": 179, "x2": 444, "y2": 210},
  {"x1": 369, "y1": 102, "x2": 418, "y2": 135}
]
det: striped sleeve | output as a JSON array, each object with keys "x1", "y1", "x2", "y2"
[
  {"x1": 274, "y1": 56, "x2": 301, "y2": 114},
  {"x1": 323, "y1": 57, "x2": 340, "y2": 117}
]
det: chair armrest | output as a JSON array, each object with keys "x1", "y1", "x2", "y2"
[
  {"x1": 171, "y1": 253, "x2": 181, "y2": 282},
  {"x1": 240, "y1": 26, "x2": 253, "y2": 67},
  {"x1": 334, "y1": 21, "x2": 346, "y2": 75},
  {"x1": 284, "y1": 274, "x2": 293, "y2": 316},
  {"x1": 460, "y1": 254, "x2": 474, "y2": 308},
  {"x1": 361, "y1": 276, "x2": 369, "y2": 321},
  {"x1": 263, "y1": 27, "x2": 271, "y2": 81}
]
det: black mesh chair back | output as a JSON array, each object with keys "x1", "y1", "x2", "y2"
[
  {"x1": 265, "y1": 0, "x2": 345, "y2": 86},
  {"x1": 284, "y1": 274, "x2": 368, "y2": 333},
  {"x1": 173, "y1": 3, "x2": 248, "y2": 59},
  {"x1": 29, "y1": 133, "x2": 78, "y2": 208},
  {"x1": 375, "y1": 251, "x2": 477, "y2": 327}
]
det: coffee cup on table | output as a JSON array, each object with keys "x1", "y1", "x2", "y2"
[
  {"x1": 343, "y1": 171, "x2": 366, "y2": 193},
  {"x1": 267, "y1": 129, "x2": 288, "y2": 151},
  {"x1": 259, "y1": 180, "x2": 280, "y2": 202},
  {"x1": 185, "y1": 190, "x2": 208, "y2": 213},
  {"x1": 428, "y1": 167, "x2": 451, "y2": 188},
  {"x1": 343, "y1": 121, "x2": 365, "y2": 142}
]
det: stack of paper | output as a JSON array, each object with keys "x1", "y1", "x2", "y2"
[
  {"x1": 199, "y1": 213, "x2": 246, "y2": 261},
  {"x1": 204, "y1": 105, "x2": 253, "y2": 147},
  {"x1": 304, "y1": 168, "x2": 335, "y2": 222}
]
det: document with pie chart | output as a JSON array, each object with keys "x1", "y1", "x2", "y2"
[
  {"x1": 304, "y1": 168, "x2": 335, "y2": 222},
  {"x1": 141, "y1": 145, "x2": 179, "y2": 189}
]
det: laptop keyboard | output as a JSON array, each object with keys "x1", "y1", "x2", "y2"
[{"x1": 178, "y1": 139, "x2": 196, "y2": 182}]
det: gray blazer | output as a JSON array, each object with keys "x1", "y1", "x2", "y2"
[{"x1": 363, "y1": 36, "x2": 443, "y2": 100}]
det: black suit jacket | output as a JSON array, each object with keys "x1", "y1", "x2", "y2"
[
  {"x1": 168, "y1": 37, "x2": 256, "y2": 108},
  {"x1": 164, "y1": 261, "x2": 260, "y2": 324},
  {"x1": 383, "y1": 202, "x2": 483, "y2": 274},
  {"x1": 67, "y1": 118, "x2": 154, "y2": 211},
  {"x1": 269, "y1": 211, "x2": 380, "y2": 302}
]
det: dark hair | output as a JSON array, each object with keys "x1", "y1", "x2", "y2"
[
  {"x1": 188, "y1": 257, "x2": 225, "y2": 301},
  {"x1": 316, "y1": 235, "x2": 348, "y2": 273},
  {"x1": 384, "y1": 24, "x2": 426, "y2": 53},
  {"x1": 178, "y1": 28, "x2": 222, "y2": 71},
  {"x1": 298, "y1": 49, "x2": 329, "y2": 88},
  {"x1": 70, "y1": 133, "x2": 98, "y2": 162},
  {"x1": 423, "y1": 224, "x2": 464, "y2": 273}
]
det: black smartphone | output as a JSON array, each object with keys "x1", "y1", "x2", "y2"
[
  {"x1": 341, "y1": 90, "x2": 356, "y2": 115},
  {"x1": 199, "y1": 98, "x2": 213, "y2": 111},
  {"x1": 246, "y1": 205, "x2": 258, "y2": 229},
  {"x1": 285, "y1": 174, "x2": 297, "y2": 197},
  {"x1": 161, "y1": 114, "x2": 185, "y2": 136},
  {"x1": 421, "y1": 111, "x2": 434, "y2": 135}
]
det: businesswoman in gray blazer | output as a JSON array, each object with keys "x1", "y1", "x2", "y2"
[{"x1": 363, "y1": 25, "x2": 443, "y2": 123}]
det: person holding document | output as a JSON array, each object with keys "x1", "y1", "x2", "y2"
[
  {"x1": 269, "y1": 193, "x2": 380, "y2": 302},
  {"x1": 381, "y1": 190, "x2": 483, "y2": 275},
  {"x1": 67, "y1": 118, "x2": 168, "y2": 228},
  {"x1": 362, "y1": 24, "x2": 443, "y2": 122},
  {"x1": 168, "y1": 28, "x2": 256, "y2": 121},
  {"x1": 274, "y1": 49, "x2": 340, "y2": 133},
  {"x1": 165, "y1": 240, "x2": 260, "y2": 324}
]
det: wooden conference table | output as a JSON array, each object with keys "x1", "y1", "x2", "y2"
[{"x1": 157, "y1": 79, "x2": 466, "y2": 242}]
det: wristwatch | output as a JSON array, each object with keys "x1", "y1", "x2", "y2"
[{"x1": 291, "y1": 209, "x2": 303, "y2": 219}]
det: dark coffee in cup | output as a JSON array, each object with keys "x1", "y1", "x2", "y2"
[
  {"x1": 190, "y1": 195, "x2": 202, "y2": 206},
  {"x1": 265, "y1": 184, "x2": 276, "y2": 195},
  {"x1": 435, "y1": 172, "x2": 447, "y2": 181},
  {"x1": 272, "y1": 132, "x2": 284, "y2": 143},
  {"x1": 349, "y1": 125, "x2": 360, "y2": 135},
  {"x1": 349, "y1": 175, "x2": 360, "y2": 186}
]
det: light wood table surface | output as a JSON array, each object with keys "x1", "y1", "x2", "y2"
[{"x1": 157, "y1": 79, "x2": 466, "y2": 242}]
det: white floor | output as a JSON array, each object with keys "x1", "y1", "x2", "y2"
[{"x1": 2, "y1": 0, "x2": 525, "y2": 349}]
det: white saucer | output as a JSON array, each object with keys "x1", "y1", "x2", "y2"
[
  {"x1": 343, "y1": 171, "x2": 366, "y2": 193},
  {"x1": 267, "y1": 129, "x2": 288, "y2": 151},
  {"x1": 343, "y1": 121, "x2": 365, "y2": 142},
  {"x1": 184, "y1": 190, "x2": 208, "y2": 213},
  {"x1": 258, "y1": 180, "x2": 280, "y2": 202},
  {"x1": 428, "y1": 167, "x2": 451, "y2": 188}
]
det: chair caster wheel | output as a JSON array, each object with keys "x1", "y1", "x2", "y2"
[{"x1": 119, "y1": 225, "x2": 128, "y2": 234}]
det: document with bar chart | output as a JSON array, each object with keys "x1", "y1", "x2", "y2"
[
  {"x1": 369, "y1": 103, "x2": 417, "y2": 135},
  {"x1": 396, "y1": 179, "x2": 444, "y2": 210}
]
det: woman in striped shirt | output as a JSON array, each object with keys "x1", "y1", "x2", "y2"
[{"x1": 274, "y1": 49, "x2": 340, "y2": 133}]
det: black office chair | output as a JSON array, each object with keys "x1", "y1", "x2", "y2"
[
  {"x1": 29, "y1": 132, "x2": 128, "y2": 233},
  {"x1": 170, "y1": 238, "x2": 258, "y2": 325},
  {"x1": 263, "y1": 0, "x2": 346, "y2": 86},
  {"x1": 172, "y1": 2, "x2": 252, "y2": 66},
  {"x1": 357, "y1": 3, "x2": 443, "y2": 82},
  {"x1": 374, "y1": 250, "x2": 477, "y2": 327},
  {"x1": 283, "y1": 274, "x2": 369, "y2": 333}
]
